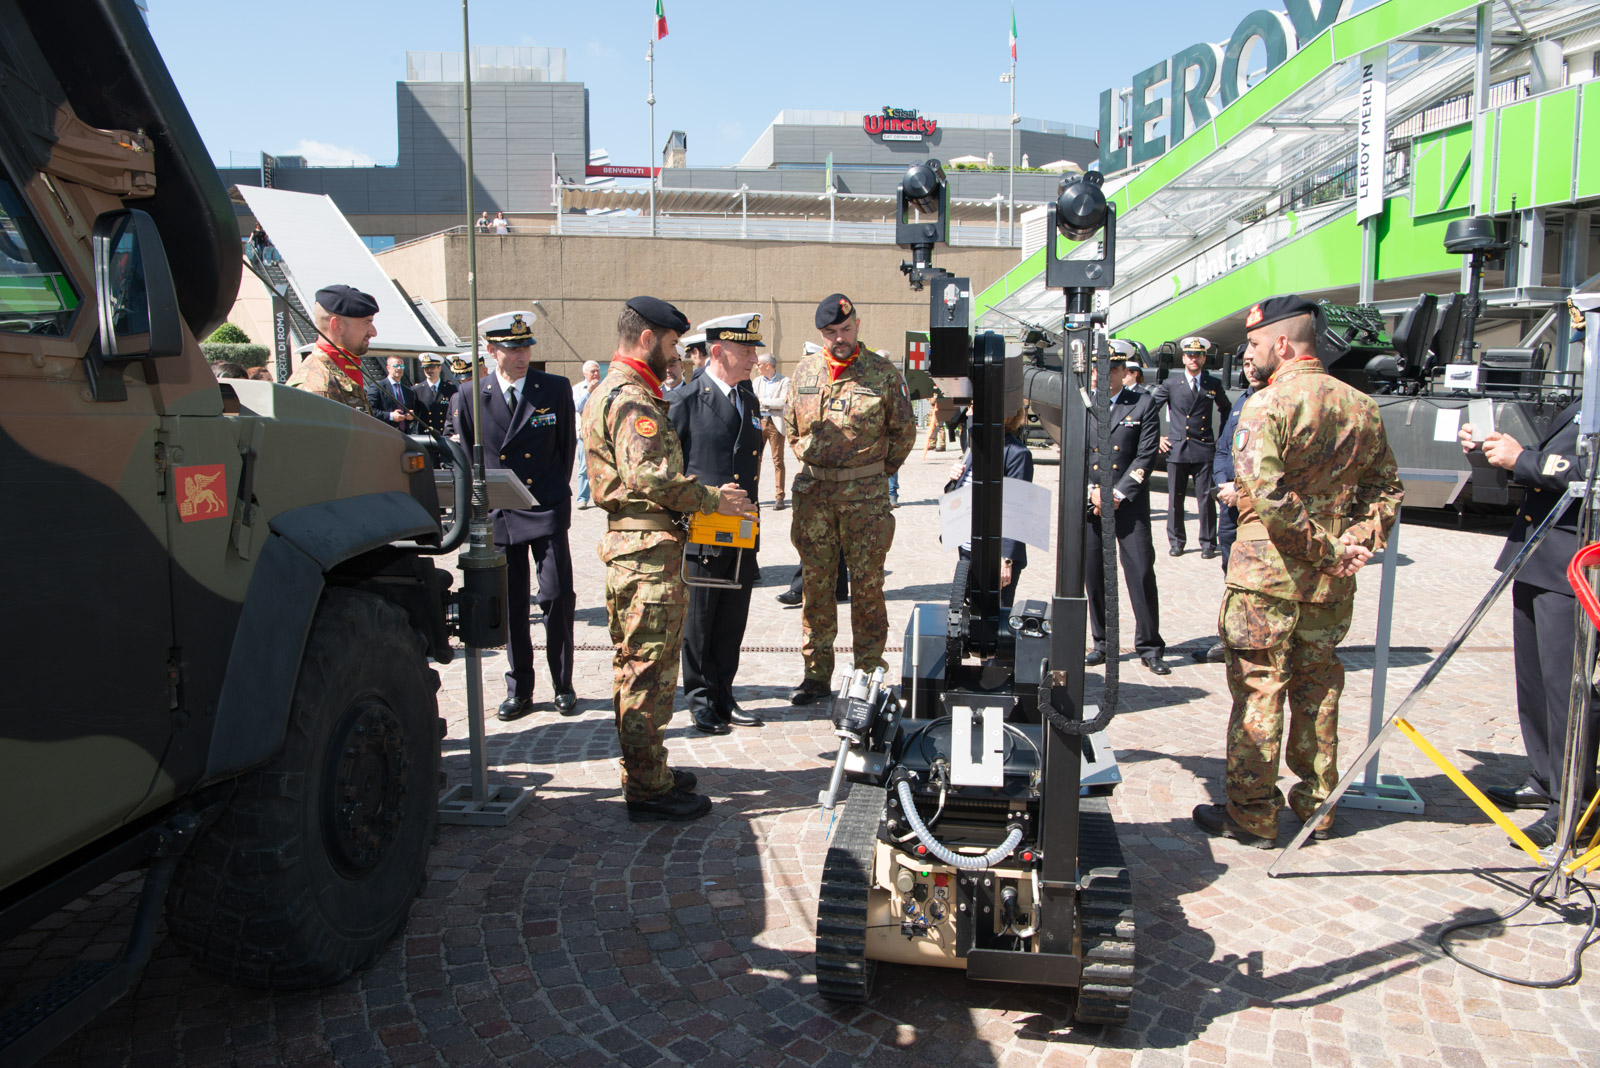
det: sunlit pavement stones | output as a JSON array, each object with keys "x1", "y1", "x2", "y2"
[{"x1": 10, "y1": 450, "x2": 1598, "y2": 1066}]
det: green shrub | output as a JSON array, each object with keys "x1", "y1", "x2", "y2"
[
  {"x1": 201, "y1": 342, "x2": 270, "y2": 368},
  {"x1": 207, "y1": 322, "x2": 250, "y2": 344}
]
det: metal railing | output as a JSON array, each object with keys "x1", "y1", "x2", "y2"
[{"x1": 383, "y1": 216, "x2": 1020, "y2": 249}]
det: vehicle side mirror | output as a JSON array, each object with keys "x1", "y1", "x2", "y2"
[{"x1": 92, "y1": 208, "x2": 182, "y2": 360}]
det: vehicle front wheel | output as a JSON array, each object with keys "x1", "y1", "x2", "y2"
[{"x1": 166, "y1": 588, "x2": 440, "y2": 988}]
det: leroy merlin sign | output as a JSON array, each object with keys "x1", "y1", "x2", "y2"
[{"x1": 1097, "y1": 0, "x2": 1351, "y2": 174}]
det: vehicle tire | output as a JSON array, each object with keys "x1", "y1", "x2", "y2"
[{"x1": 166, "y1": 588, "x2": 440, "y2": 988}]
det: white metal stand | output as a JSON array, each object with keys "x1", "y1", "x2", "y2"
[{"x1": 1339, "y1": 503, "x2": 1423, "y2": 814}]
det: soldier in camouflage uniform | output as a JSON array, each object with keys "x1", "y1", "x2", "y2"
[
  {"x1": 581, "y1": 296, "x2": 753, "y2": 822},
  {"x1": 1193, "y1": 295, "x2": 1403, "y2": 849},
  {"x1": 787, "y1": 294, "x2": 916, "y2": 705},
  {"x1": 285, "y1": 285, "x2": 378, "y2": 415}
]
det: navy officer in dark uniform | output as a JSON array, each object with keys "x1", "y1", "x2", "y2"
[
  {"x1": 452, "y1": 310, "x2": 579, "y2": 720},
  {"x1": 1461, "y1": 400, "x2": 1598, "y2": 847},
  {"x1": 411, "y1": 352, "x2": 457, "y2": 438},
  {"x1": 668, "y1": 313, "x2": 767, "y2": 734},
  {"x1": 1151, "y1": 334, "x2": 1233, "y2": 558},
  {"x1": 1085, "y1": 340, "x2": 1168, "y2": 674}
]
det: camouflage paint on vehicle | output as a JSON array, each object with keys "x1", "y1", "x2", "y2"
[{"x1": 0, "y1": 0, "x2": 435, "y2": 892}]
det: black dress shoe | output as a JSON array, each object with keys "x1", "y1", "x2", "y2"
[
  {"x1": 553, "y1": 689, "x2": 578, "y2": 715},
  {"x1": 1192, "y1": 803, "x2": 1275, "y2": 850},
  {"x1": 1189, "y1": 642, "x2": 1226, "y2": 664},
  {"x1": 626, "y1": 787, "x2": 712, "y2": 823},
  {"x1": 1169, "y1": 548, "x2": 1184, "y2": 557},
  {"x1": 1085, "y1": 648, "x2": 1107, "y2": 667},
  {"x1": 790, "y1": 678, "x2": 832, "y2": 706},
  {"x1": 497, "y1": 697, "x2": 536, "y2": 721},
  {"x1": 725, "y1": 704, "x2": 764, "y2": 727},
  {"x1": 1517, "y1": 807, "x2": 1561, "y2": 849},
  {"x1": 1201, "y1": 548, "x2": 1220, "y2": 560},
  {"x1": 691, "y1": 714, "x2": 732, "y2": 735},
  {"x1": 1142, "y1": 656, "x2": 1171, "y2": 676},
  {"x1": 776, "y1": 590, "x2": 802, "y2": 607},
  {"x1": 672, "y1": 768, "x2": 698, "y2": 792},
  {"x1": 1486, "y1": 782, "x2": 1552, "y2": 811}
]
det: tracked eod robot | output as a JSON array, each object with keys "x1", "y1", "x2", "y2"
[{"x1": 812, "y1": 161, "x2": 1138, "y2": 1024}]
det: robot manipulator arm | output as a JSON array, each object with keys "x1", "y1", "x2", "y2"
[{"x1": 817, "y1": 667, "x2": 902, "y2": 811}]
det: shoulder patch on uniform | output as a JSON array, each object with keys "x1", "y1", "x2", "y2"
[
  {"x1": 635, "y1": 415, "x2": 658, "y2": 438},
  {"x1": 1234, "y1": 428, "x2": 1251, "y2": 452}
]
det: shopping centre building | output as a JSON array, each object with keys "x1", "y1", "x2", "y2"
[
  {"x1": 977, "y1": 0, "x2": 1600, "y2": 369},
  {"x1": 218, "y1": 49, "x2": 1096, "y2": 249}
]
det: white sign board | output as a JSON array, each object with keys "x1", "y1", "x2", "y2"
[
  {"x1": 938, "y1": 478, "x2": 1054, "y2": 551},
  {"x1": 1355, "y1": 48, "x2": 1388, "y2": 224}
]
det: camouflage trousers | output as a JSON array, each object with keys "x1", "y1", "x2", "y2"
[
  {"x1": 791, "y1": 484, "x2": 895, "y2": 682},
  {"x1": 1219, "y1": 588, "x2": 1353, "y2": 838},
  {"x1": 605, "y1": 550, "x2": 688, "y2": 801}
]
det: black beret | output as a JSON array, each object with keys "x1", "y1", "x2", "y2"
[
  {"x1": 626, "y1": 295, "x2": 690, "y2": 335},
  {"x1": 815, "y1": 293, "x2": 856, "y2": 329},
  {"x1": 315, "y1": 284, "x2": 379, "y2": 318},
  {"x1": 1244, "y1": 294, "x2": 1318, "y2": 332}
]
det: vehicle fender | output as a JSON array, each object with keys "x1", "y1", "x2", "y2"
[
  {"x1": 202, "y1": 531, "x2": 322, "y2": 783},
  {"x1": 202, "y1": 492, "x2": 440, "y2": 782},
  {"x1": 267, "y1": 491, "x2": 439, "y2": 570}
]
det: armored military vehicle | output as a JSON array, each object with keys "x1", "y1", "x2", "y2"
[{"x1": 0, "y1": 2, "x2": 467, "y2": 1059}]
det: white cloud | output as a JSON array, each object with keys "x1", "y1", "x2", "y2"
[{"x1": 290, "y1": 139, "x2": 376, "y2": 167}]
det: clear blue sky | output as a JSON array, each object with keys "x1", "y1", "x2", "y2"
[{"x1": 148, "y1": 0, "x2": 1378, "y2": 170}]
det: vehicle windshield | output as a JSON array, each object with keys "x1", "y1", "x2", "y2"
[{"x1": 0, "y1": 171, "x2": 77, "y2": 336}]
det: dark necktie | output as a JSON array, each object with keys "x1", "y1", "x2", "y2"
[
  {"x1": 506, "y1": 385, "x2": 517, "y2": 411},
  {"x1": 393, "y1": 381, "x2": 404, "y2": 405},
  {"x1": 732, "y1": 387, "x2": 744, "y2": 421}
]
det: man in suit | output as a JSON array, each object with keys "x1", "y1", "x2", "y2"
[
  {"x1": 1193, "y1": 350, "x2": 1263, "y2": 664},
  {"x1": 669, "y1": 314, "x2": 768, "y2": 734},
  {"x1": 411, "y1": 353, "x2": 457, "y2": 438},
  {"x1": 452, "y1": 310, "x2": 578, "y2": 721},
  {"x1": 1085, "y1": 341, "x2": 1168, "y2": 675},
  {"x1": 1152, "y1": 335, "x2": 1233, "y2": 558},
  {"x1": 367, "y1": 356, "x2": 417, "y2": 429},
  {"x1": 1461, "y1": 401, "x2": 1599, "y2": 848},
  {"x1": 948, "y1": 404, "x2": 1035, "y2": 609}
]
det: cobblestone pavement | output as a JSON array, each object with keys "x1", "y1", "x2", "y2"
[{"x1": 11, "y1": 449, "x2": 1600, "y2": 1067}]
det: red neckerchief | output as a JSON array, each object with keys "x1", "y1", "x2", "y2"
[
  {"x1": 613, "y1": 355, "x2": 663, "y2": 399},
  {"x1": 1268, "y1": 353, "x2": 1318, "y2": 385},
  {"x1": 315, "y1": 340, "x2": 364, "y2": 390},
  {"x1": 823, "y1": 342, "x2": 860, "y2": 382}
]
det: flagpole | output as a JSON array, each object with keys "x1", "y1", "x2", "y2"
[
  {"x1": 647, "y1": 35, "x2": 657, "y2": 238},
  {"x1": 1008, "y1": 54, "x2": 1016, "y2": 246}
]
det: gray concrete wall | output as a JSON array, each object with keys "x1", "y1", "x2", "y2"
[{"x1": 373, "y1": 233, "x2": 1021, "y2": 382}]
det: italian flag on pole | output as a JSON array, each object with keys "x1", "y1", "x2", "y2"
[
  {"x1": 1009, "y1": 6, "x2": 1017, "y2": 60},
  {"x1": 655, "y1": 0, "x2": 668, "y2": 40}
]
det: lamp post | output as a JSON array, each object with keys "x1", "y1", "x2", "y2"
[{"x1": 1000, "y1": 68, "x2": 1016, "y2": 246}]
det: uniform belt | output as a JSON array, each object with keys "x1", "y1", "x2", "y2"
[
  {"x1": 607, "y1": 514, "x2": 681, "y2": 532},
  {"x1": 1235, "y1": 514, "x2": 1347, "y2": 542},
  {"x1": 799, "y1": 460, "x2": 884, "y2": 482}
]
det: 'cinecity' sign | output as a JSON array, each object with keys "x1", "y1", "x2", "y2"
[{"x1": 1097, "y1": 0, "x2": 1351, "y2": 174}]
